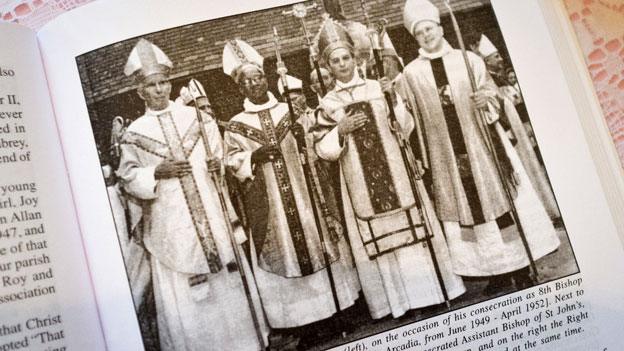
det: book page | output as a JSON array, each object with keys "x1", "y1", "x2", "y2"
[
  {"x1": 0, "y1": 0, "x2": 94, "y2": 30},
  {"x1": 0, "y1": 23, "x2": 105, "y2": 350},
  {"x1": 538, "y1": 0, "x2": 624, "y2": 245},
  {"x1": 562, "y1": 0, "x2": 624, "y2": 166},
  {"x1": 36, "y1": 0, "x2": 624, "y2": 350}
]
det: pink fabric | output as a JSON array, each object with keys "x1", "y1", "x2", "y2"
[
  {"x1": 2, "y1": 0, "x2": 622, "y2": 164},
  {"x1": 564, "y1": 0, "x2": 624, "y2": 166},
  {"x1": 0, "y1": 0, "x2": 92, "y2": 29}
]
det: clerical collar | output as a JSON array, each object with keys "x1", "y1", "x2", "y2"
[
  {"x1": 146, "y1": 101, "x2": 175, "y2": 116},
  {"x1": 335, "y1": 70, "x2": 366, "y2": 92},
  {"x1": 243, "y1": 92, "x2": 279, "y2": 113},
  {"x1": 418, "y1": 39, "x2": 453, "y2": 60}
]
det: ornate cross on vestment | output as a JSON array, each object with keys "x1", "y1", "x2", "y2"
[{"x1": 257, "y1": 109, "x2": 314, "y2": 275}]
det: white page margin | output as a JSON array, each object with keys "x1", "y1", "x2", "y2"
[
  {"x1": 36, "y1": 0, "x2": 624, "y2": 349},
  {"x1": 36, "y1": 1, "x2": 301, "y2": 350}
]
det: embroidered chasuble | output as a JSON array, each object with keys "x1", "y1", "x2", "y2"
[
  {"x1": 119, "y1": 107, "x2": 230, "y2": 274},
  {"x1": 117, "y1": 102, "x2": 269, "y2": 350},
  {"x1": 402, "y1": 47, "x2": 511, "y2": 226},
  {"x1": 316, "y1": 74, "x2": 429, "y2": 258},
  {"x1": 224, "y1": 98, "x2": 333, "y2": 278},
  {"x1": 224, "y1": 93, "x2": 360, "y2": 328},
  {"x1": 403, "y1": 44, "x2": 560, "y2": 276},
  {"x1": 316, "y1": 74, "x2": 465, "y2": 319}
]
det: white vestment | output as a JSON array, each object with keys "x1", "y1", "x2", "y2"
[
  {"x1": 403, "y1": 42, "x2": 560, "y2": 276},
  {"x1": 498, "y1": 86, "x2": 560, "y2": 219},
  {"x1": 118, "y1": 102, "x2": 268, "y2": 350},
  {"x1": 106, "y1": 183, "x2": 150, "y2": 309},
  {"x1": 224, "y1": 93, "x2": 360, "y2": 328}
]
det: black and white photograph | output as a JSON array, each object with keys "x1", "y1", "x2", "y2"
[{"x1": 75, "y1": 0, "x2": 579, "y2": 350}]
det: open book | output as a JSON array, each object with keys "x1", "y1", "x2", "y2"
[{"x1": 1, "y1": 0, "x2": 623, "y2": 350}]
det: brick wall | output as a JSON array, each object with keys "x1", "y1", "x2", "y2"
[
  {"x1": 78, "y1": 0, "x2": 509, "y2": 161},
  {"x1": 77, "y1": 0, "x2": 489, "y2": 103}
]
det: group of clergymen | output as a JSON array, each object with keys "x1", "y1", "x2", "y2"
[{"x1": 101, "y1": 0, "x2": 563, "y2": 350}]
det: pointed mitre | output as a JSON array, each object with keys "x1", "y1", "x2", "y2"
[
  {"x1": 222, "y1": 39, "x2": 264, "y2": 84},
  {"x1": 403, "y1": 0, "x2": 440, "y2": 36},
  {"x1": 124, "y1": 39, "x2": 173, "y2": 80},
  {"x1": 277, "y1": 74, "x2": 303, "y2": 96},
  {"x1": 178, "y1": 79, "x2": 211, "y2": 106},
  {"x1": 477, "y1": 34, "x2": 498, "y2": 58},
  {"x1": 188, "y1": 79, "x2": 208, "y2": 99},
  {"x1": 344, "y1": 21, "x2": 371, "y2": 57},
  {"x1": 178, "y1": 86, "x2": 193, "y2": 105},
  {"x1": 314, "y1": 14, "x2": 354, "y2": 63}
]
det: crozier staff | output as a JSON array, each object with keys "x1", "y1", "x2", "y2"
[
  {"x1": 474, "y1": 34, "x2": 560, "y2": 220},
  {"x1": 176, "y1": 78, "x2": 232, "y2": 132},
  {"x1": 314, "y1": 16, "x2": 465, "y2": 320},
  {"x1": 401, "y1": 0, "x2": 560, "y2": 294},
  {"x1": 222, "y1": 38, "x2": 360, "y2": 347},
  {"x1": 117, "y1": 38, "x2": 268, "y2": 351}
]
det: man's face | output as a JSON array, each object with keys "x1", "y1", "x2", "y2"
[
  {"x1": 413, "y1": 21, "x2": 444, "y2": 53},
  {"x1": 138, "y1": 73, "x2": 171, "y2": 111},
  {"x1": 383, "y1": 56, "x2": 401, "y2": 81},
  {"x1": 238, "y1": 67, "x2": 268, "y2": 102},
  {"x1": 507, "y1": 71, "x2": 517, "y2": 85},
  {"x1": 469, "y1": 42, "x2": 479, "y2": 54},
  {"x1": 484, "y1": 52, "x2": 504, "y2": 72},
  {"x1": 310, "y1": 69, "x2": 334, "y2": 97},
  {"x1": 285, "y1": 90, "x2": 307, "y2": 116},
  {"x1": 327, "y1": 48, "x2": 355, "y2": 83}
]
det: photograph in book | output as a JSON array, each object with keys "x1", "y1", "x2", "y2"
[{"x1": 74, "y1": 0, "x2": 579, "y2": 350}]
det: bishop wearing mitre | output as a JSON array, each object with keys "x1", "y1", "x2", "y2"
[
  {"x1": 221, "y1": 39, "x2": 360, "y2": 337},
  {"x1": 117, "y1": 39, "x2": 267, "y2": 351}
]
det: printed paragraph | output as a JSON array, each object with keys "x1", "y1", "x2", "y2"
[
  {"x1": 0, "y1": 64, "x2": 66, "y2": 351},
  {"x1": 0, "y1": 66, "x2": 31, "y2": 164},
  {"x1": 0, "y1": 181, "x2": 54, "y2": 305},
  {"x1": 339, "y1": 277, "x2": 589, "y2": 351},
  {"x1": 0, "y1": 313, "x2": 66, "y2": 351}
]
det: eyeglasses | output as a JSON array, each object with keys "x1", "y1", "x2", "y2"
[{"x1": 240, "y1": 74, "x2": 266, "y2": 87}]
